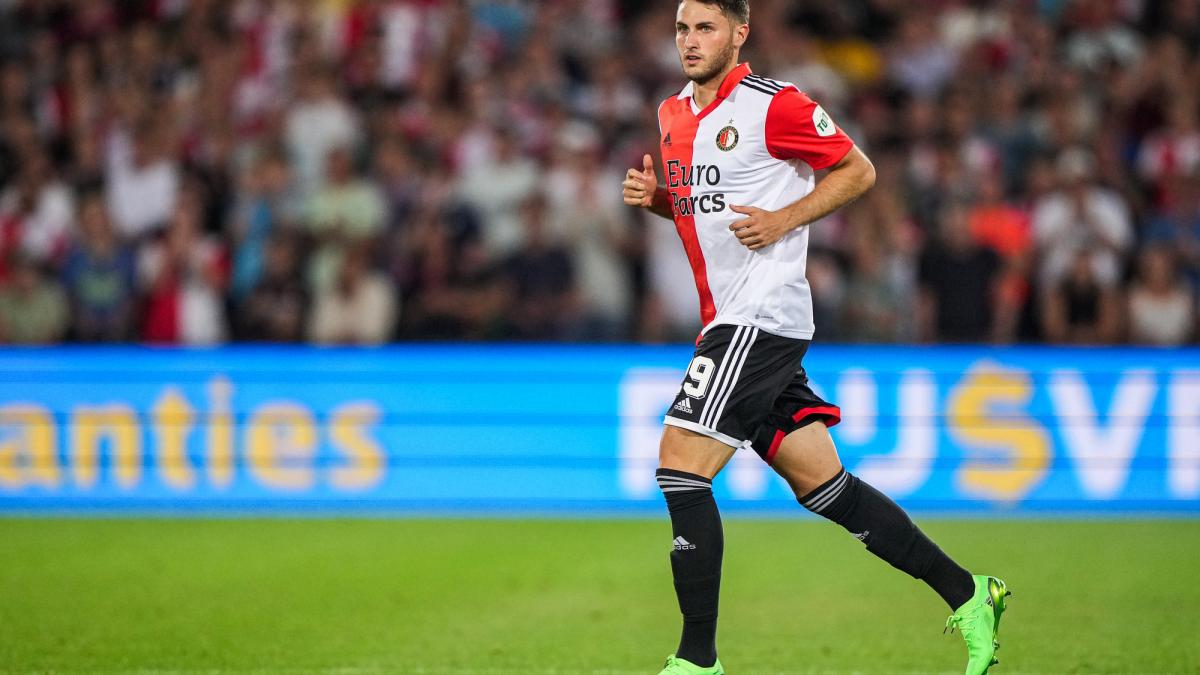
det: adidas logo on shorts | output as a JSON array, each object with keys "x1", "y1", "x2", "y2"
[{"x1": 673, "y1": 398, "x2": 693, "y2": 413}]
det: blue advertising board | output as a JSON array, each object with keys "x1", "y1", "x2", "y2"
[{"x1": 0, "y1": 345, "x2": 1197, "y2": 514}]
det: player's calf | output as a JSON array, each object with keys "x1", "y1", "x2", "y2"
[
  {"x1": 797, "y1": 468, "x2": 975, "y2": 610},
  {"x1": 657, "y1": 468, "x2": 723, "y2": 669}
]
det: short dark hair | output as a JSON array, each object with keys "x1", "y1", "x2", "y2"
[{"x1": 687, "y1": 0, "x2": 749, "y2": 25}]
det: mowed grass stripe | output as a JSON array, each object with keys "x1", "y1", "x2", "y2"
[{"x1": 1, "y1": 519, "x2": 1197, "y2": 674}]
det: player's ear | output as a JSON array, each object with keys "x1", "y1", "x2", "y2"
[{"x1": 732, "y1": 22, "x2": 748, "y2": 48}]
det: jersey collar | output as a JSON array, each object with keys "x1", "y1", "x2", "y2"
[{"x1": 677, "y1": 62, "x2": 752, "y2": 119}]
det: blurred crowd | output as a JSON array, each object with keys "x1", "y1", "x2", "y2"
[{"x1": 1, "y1": 0, "x2": 1199, "y2": 346}]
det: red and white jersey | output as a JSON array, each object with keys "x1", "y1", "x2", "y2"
[{"x1": 658, "y1": 63, "x2": 854, "y2": 340}]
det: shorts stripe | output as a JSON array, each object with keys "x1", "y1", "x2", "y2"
[
  {"x1": 765, "y1": 429, "x2": 787, "y2": 464},
  {"x1": 709, "y1": 327, "x2": 759, "y2": 427},
  {"x1": 701, "y1": 325, "x2": 753, "y2": 428},
  {"x1": 698, "y1": 326, "x2": 749, "y2": 427},
  {"x1": 792, "y1": 405, "x2": 843, "y2": 426}
]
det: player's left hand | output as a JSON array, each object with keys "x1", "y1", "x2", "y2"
[{"x1": 728, "y1": 205, "x2": 793, "y2": 250}]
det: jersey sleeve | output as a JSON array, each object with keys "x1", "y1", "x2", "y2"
[{"x1": 765, "y1": 88, "x2": 855, "y2": 170}]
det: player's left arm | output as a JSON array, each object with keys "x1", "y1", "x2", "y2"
[{"x1": 729, "y1": 88, "x2": 876, "y2": 251}]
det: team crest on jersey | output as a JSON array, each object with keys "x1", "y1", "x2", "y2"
[{"x1": 715, "y1": 125, "x2": 739, "y2": 152}]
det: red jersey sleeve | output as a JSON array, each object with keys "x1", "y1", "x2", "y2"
[{"x1": 765, "y1": 88, "x2": 854, "y2": 170}]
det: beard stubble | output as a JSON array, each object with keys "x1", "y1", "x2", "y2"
[{"x1": 686, "y1": 39, "x2": 737, "y2": 86}]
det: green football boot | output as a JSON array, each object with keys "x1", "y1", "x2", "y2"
[
  {"x1": 657, "y1": 654, "x2": 725, "y2": 674},
  {"x1": 945, "y1": 575, "x2": 1011, "y2": 675}
]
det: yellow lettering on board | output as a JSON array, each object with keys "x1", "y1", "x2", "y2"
[
  {"x1": 246, "y1": 403, "x2": 316, "y2": 490},
  {"x1": 152, "y1": 388, "x2": 195, "y2": 490},
  {"x1": 0, "y1": 404, "x2": 60, "y2": 489},
  {"x1": 72, "y1": 405, "x2": 141, "y2": 489},
  {"x1": 947, "y1": 362, "x2": 1050, "y2": 502},
  {"x1": 207, "y1": 377, "x2": 234, "y2": 488},
  {"x1": 330, "y1": 403, "x2": 384, "y2": 490}
]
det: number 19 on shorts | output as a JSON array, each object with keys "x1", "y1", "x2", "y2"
[{"x1": 683, "y1": 356, "x2": 716, "y2": 398}]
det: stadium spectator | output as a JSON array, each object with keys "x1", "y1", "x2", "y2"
[
  {"x1": 138, "y1": 200, "x2": 228, "y2": 345},
  {"x1": 1136, "y1": 97, "x2": 1200, "y2": 209},
  {"x1": 1127, "y1": 245, "x2": 1195, "y2": 346},
  {"x1": 61, "y1": 194, "x2": 137, "y2": 342},
  {"x1": 544, "y1": 126, "x2": 636, "y2": 340},
  {"x1": 0, "y1": 150, "x2": 74, "y2": 268},
  {"x1": 309, "y1": 243, "x2": 397, "y2": 345},
  {"x1": 918, "y1": 203, "x2": 1002, "y2": 343},
  {"x1": 0, "y1": 253, "x2": 68, "y2": 345},
  {"x1": 1040, "y1": 250, "x2": 1122, "y2": 345},
  {"x1": 842, "y1": 236, "x2": 908, "y2": 343},
  {"x1": 1143, "y1": 174, "x2": 1200, "y2": 287},
  {"x1": 502, "y1": 195, "x2": 576, "y2": 341},
  {"x1": 1032, "y1": 148, "x2": 1133, "y2": 289},
  {"x1": 456, "y1": 127, "x2": 540, "y2": 259},
  {"x1": 969, "y1": 171, "x2": 1033, "y2": 342},
  {"x1": 887, "y1": 11, "x2": 957, "y2": 97},
  {"x1": 285, "y1": 65, "x2": 362, "y2": 194},
  {"x1": 105, "y1": 118, "x2": 180, "y2": 241},
  {"x1": 237, "y1": 234, "x2": 308, "y2": 343},
  {"x1": 229, "y1": 150, "x2": 300, "y2": 300},
  {"x1": 304, "y1": 146, "x2": 386, "y2": 292}
]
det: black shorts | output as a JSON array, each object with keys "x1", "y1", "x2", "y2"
[{"x1": 664, "y1": 324, "x2": 841, "y2": 464}]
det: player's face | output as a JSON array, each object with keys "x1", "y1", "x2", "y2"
[{"x1": 675, "y1": 1, "x2": 747, "y2": 85}]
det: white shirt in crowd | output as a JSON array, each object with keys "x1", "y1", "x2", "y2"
[
  {"x1": 309, "y1": 274, "x2": 398, "y2": 345},
  {"x1": 105, "y1": 131, "x2": 179, "y2": 239},
  {"x1": 1128, "y1": 286, "x2": 1195, "y2": 346},
  {"x1": 1032, "y1": 186, "x2": 1133, "y2": 287}
]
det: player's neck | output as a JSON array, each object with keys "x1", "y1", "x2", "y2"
[{"x1": 691, "y1": 60, "x2": 738, "y2": 109}]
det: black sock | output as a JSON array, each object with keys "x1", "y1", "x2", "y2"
[
  {"x1": 799, "y1": 469, "x2": 975, "y2": 610},
  {"x1": 657, "y1": 468, "x2": 722, "y2": 667}
]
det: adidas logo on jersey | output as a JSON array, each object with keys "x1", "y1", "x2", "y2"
[
  {"x1": 673, "y1": 536, "x2": 696, "y2": 551},
  {"x1": 663, "y1": 132, "x2": 672, "y2": 146},
  {"x1": 673, "y1": 398, "x2": 693, "y2": 414}
]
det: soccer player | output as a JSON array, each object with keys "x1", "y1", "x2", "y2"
[{"x1": 621, "y1": 2, "x2": 1010, "y2": 674}]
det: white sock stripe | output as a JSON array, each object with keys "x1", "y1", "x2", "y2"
[
  {"x1": 807, "y1": 483, "x2": 846, "y2": 514},
  {"x1": 802, "y1": 471, "x2": 848, "y2": 507},
  {"x1": 710, "y1": 328, "x2": 757, "y2": 425},
  {"x1": 806, "y1": 473, "x2": 850, "y2": 512},
  {"x1": 809, "y1": 473, "x2": 849, "y2": 511},
  {"x1": 660, "y1": 486, "x2": 710, "y2": 493},
  {"x1": 656, "y1": 474, "x2": 710, "y2": 482},
  {"x1": 656, "y1": 476, "x2": 712, "y2": 487},
  {"x1": 802, "y1": 470, "x2": 847, "y2": 503},
  {"x1": 656, "y1": 480, "x2": 712, "y2": 491},
  {"x1": 699, "y1": 326, "x2": 746, "y2": 428}
]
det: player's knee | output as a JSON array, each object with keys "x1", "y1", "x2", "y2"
[
  {"x1": 769, "y1": 422, "x2": 844, "y2": 496},
  {"x1": 657, "y1": 426, "x2": 730, "y2": 477},
  {"x1": 777, "y1": 460, "x2": 843, "y2": 501},
  {"x1": 658, "y1": 426, "x2": 690, "y2": 468}
]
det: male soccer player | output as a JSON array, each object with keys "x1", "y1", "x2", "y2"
[{"x1": 621, "y1": 2, "x2": 1010, "y2": 674}]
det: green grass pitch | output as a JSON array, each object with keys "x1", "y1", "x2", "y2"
[{"x1": 1, "y1": 518, "x2": 1197, "y2": 675}]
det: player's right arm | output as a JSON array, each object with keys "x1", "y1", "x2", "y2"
[{"x1": 623, "y1": 154, "x2": 674, "y2": 220}]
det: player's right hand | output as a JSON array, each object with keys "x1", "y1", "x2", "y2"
[{"x1": 622, "y1": 154, "x2": 658, "y2": 208}]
